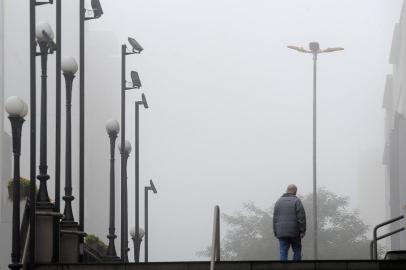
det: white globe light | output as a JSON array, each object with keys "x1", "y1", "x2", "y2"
[
  {"x1": 36, "y1": 22, "x2": 54, "y2": 42},
  {"x1": 129, "y1": 227, "x2": 135, "y2": 238},
  {"x1": 118, "y1": 140, "x2": 132, "y2": 154},
  {"x1": 138, "y1": 227, "x2": 145, "y2": 238},
  {"x1": 5, "y1": 96, "x2": 26, "y2": 117},
  {"x1": 61, "y1": 56, "x2": 78, "y2": 74},
  {"x1": 105, "y1": 119, "x2": 120, "y2": 134},
  {"x1": 129, "y1": 227, "x2": 145, "y2": 239},
  {"x1": 21, "y1": 101, "x2": 28, "y2": 118}
]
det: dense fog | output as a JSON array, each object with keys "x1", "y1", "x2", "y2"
[{"x1": 0, "y1": 0, "x2": 403, "y2": 263}]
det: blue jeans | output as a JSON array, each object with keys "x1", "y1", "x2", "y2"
[{"x1": 278, "y1": 237, "x2": 302, "y2": 261}]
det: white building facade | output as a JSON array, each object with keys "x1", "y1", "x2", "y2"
[
  {"x1": 383, "y1": 0, "x2": 406, "y2": 251},
  {"x1": 0, "y1": 1, "x2": 121, "y2": 267}
]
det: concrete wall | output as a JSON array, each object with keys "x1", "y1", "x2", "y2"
[
  {"x1": 34, "y1": 261, "x2": 406, "y2": 270},
  {"x1": 383, "y1": 0, "x2": 406, "y2": 251}
]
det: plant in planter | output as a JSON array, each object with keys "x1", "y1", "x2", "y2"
[
  {"x1": 7, "y1": 177, "x2": 36, "y2": 201},
  {"x1": 85, "y1": 234, "x2": 108, "y2": 255}
]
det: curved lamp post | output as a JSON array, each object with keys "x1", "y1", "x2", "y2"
[
  {"x1": 105, "y1": 119, "x2": 120, "y2": 259},
  {"x1": 130, "y1": 227, "x2": 144, "y2": 262},
  {"x1": 134, "y1": 93, "x2": 148, "y2": 262},
  {"x1": 287, "y1": 42, "x2": 343, "y2": 260},
  {"x1": 121, "y1": 36, "x2": 142, "y2": 262},
  {"x1": 144, "y1": 179, "x2": 157, "y2": 262},
  {"x1": 119, "y1": 140, "x2": 132, "y2": 262},
  {"x1": 61, "y1": 56, "x2": 78, "y2": 222},
  {"x1": 35, "y1": 22, "x2": 56, "y2": 205},
  {"x1": 6, "y1": 96, "x2": 28, "y2": 270}
]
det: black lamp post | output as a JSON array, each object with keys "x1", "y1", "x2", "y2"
[
  {"x1": 144, "y1": 180, "x2": 157, "y2": 263},
  {"x1": 5, "y1": 96, "x2": 28, "y2": 270},
  {"x1": 61, "y1": 56, "x2": 78, "y2": 222},
  {"x1": 79, "y1": 0, "x2": 104, "y2": 245},
  {"x1": 59, "y1": 56, "x2": 86, "y2": 264},
  {"x1": 29, "y1": 2, "x2": 37, "y2": 267},
  {"x1": 105, "y1": 119, "x2": 120, "y2": 260},
  {"x1": 119, "y1": 139, "x2": 132, "y2": 262},
  {"x1": 35, "y1": 21, "x2": 56, "y2": 206},
  {"x1": 130, "y1": 227, "x2": 144, "y2": 262},
  {"x1": 54, "y1": 0, "x2": 62, "y2": 263},
  {"x1": 134, "y1": 93, "x2": 148, "y2": 262},
  {"x1": 287, "y1": 42, "x2": 343, "y2": 260},
  {"x1": 121, "y1": 36, "x2": 143, "y2": 262},
  {"x1": 29, "y1": 2, "x2": 55, "y2": 267}
]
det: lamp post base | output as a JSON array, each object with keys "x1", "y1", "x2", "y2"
[
  {"x1": 8, "y1": 262, "x2": 23, "y2": 270},
  {"x1": 60, "y1": 221, "x2": 86, "y2": 263},
  {"x1": 35, "y1": 206, "x2": 62, "y2": 263}
]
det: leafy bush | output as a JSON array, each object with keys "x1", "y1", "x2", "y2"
[
  {"x1": 7, "y1": 177, "x2": 34, "y2": 200},
  {"x1": 85, "y1": 234, "x2": 108, "y2": 254}
]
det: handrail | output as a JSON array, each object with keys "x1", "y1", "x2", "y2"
[
  {"x1": 370, "y1": 227, "x2": 404, "y2": 259},
  {"x1": 371, "y1": 214, "x2": 404, "y2": 260},
  {"x1": 20, "y1": 199, "x2": 31, "y2": 253},
  {"x1": 21, "y1": 224, "x2": 30, "y2": 269},
  {"x1": 19, "y1": 198, "x2": 31, "y2": 269},
  {"x1": 210, "y1": 205, "x2": 220, "y2": 270}
]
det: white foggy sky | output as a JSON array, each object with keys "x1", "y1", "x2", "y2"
[
  {"x1": 2, "y1": 0, "x2": 403, "y2": 262},
  {"x1": 103, "y1": 0, "x2": 400, "y2": 260}
]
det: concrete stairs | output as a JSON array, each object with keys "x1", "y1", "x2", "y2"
[{"x1": 36, "y1": 260, "x2": 406, "y2": 270}]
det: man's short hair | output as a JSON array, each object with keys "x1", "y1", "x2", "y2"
[{"x1": 286, "y1": 184, "x2": 297, "y2": 195}]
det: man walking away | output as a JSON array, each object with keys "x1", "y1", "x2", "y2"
[{"x1": 273, "y1": 184, "x2": 306, "y2": 261}]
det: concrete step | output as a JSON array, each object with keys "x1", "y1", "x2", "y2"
[{"x1": 36, "y1": 260, "x2": 406, "y2": 270}]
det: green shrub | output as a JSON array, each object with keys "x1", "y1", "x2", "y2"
[
  {"x1": 7, "y1": 177, "x2": 34, "y2": 201},
  {"x1": 85, "y1": 234, "x2": 108, "y2": 254}
]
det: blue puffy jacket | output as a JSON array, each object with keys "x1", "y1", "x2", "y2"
[{"x1": 273, "y1": 193, "x2": 306, "y2": 238}]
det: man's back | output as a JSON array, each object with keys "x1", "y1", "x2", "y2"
[
  {"x1": 273, "y1": 185, "x2": 306, "y2": 261},
  {"x1": 273, "y1": 193, "x2": 306, "y2": 238}
]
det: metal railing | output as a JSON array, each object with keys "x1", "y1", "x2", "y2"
[
  {"x1": 210, "y1": 205, "x2": 220, "y2": 270},
  {"x1": 20, "y1": 199, "x2": 31, "y2": 253},
  {"x1": 370, "y1": 215, "x2": 405, "y2": 260},
  {"x1": 21, "y1": 199, "x2": 31, "y2": 268}
]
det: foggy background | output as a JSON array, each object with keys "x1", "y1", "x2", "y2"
[{"x1": 1, "y1": 0, "x2": 402, "y2": 261}]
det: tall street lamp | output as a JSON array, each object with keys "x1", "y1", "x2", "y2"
[
  {"x1": 119, "y1": 140, "x2": 132, "y2": 262},
  {"x1": 134, "y1": 93, "x2": 148, "y2": 262},
  {"x1": 35, "y1": 21, "x2": 56, "y2": 206},
  {"x1": 60, "y1": 56, "x2": 85, "y2": 263},
  {"x1": 79, "y1": 1, "x2": 104, "y2": 248},
  {"x1": 287, "y1": 42, "x2": 343, "y2": 260},
  {"x1": 121, "y1": 36, "x2": 143, "y2": 262},
  {"x1": 5, "y1": 96, "x2": 28, "y2": 270},
  {"x1": 29, "y1": 2, "x2": 37, "y2": 267},
  {"x1": 61, "y1": 56, "x2": 78, "y2": 223},
  {"x1": 144, "y1": 180, "x2": 157, "y2": 263},
  {"x1": 54, "y1": 0, "x2": 62, "y2": 263},
  {"x1": 35, "y1": 23, "x2": 63, "y2": 263},
  {"x1": 130, "y1": 227, "x2": 144, "y2": 262},
  {"x1": 29, "y1": 1, "x2": 55, "y2": 267},
  {"x1": 105, "y1": 119, "x2": 120, "y2": 260}
]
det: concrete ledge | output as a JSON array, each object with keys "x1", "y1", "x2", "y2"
[{"x1": 35, "y1": 260, "x2": 406, "y2": 270}]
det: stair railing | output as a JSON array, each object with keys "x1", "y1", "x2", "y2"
[
  {"x1": 20, "y1": 199, "x2": 31, "y2": 254},
  {"x1": 370, "y1": 214, "x2": 405, "y2": 260},
  {"x1": 210, "y1": 205, "x2": 220, "y2": 270}
]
